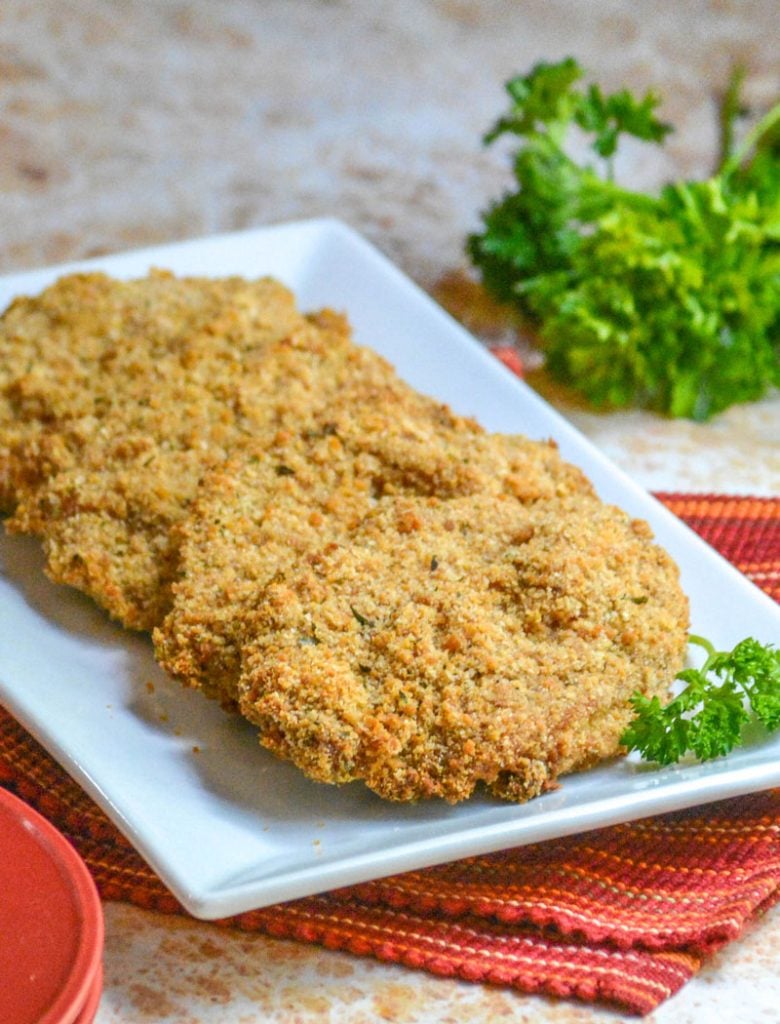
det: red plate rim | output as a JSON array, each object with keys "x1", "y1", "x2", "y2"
[
  {"x1": 0, "y1": 787, "x2": 104, "y2": 1024},
  {"x1": 72, "y1": 962, "x2": 104, "y2": 1024}
]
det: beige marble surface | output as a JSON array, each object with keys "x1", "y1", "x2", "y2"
[
  {"x1": 97, "y1": 901, "x2": 780, "y2": 1024},
  {"x1": 0, "y1": 2, "x2": 778, "y2": 1021}
]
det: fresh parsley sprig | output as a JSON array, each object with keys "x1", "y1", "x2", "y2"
[
  {"x1": 621, "y1": 636, "x2": 780, "y2": 765},
  {"x1": 468, "y1": 59, "x2": 780, "y2": 420}
]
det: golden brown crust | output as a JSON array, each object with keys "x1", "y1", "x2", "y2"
[
  {"x1": 155, "y1": 372, "x2": 686, "y2": 803},
  {"x1": 1, "y1": 272, "x2": 370, "y2": 627},
  {"x1": 0, "y1": 270, "x2": 302, "y2": 508},
  {"x1": 154, "y1": 395, "x2": 592, "y2": 706},
  {"x1": 237, "y1": 492, "x2": 688, "y2": 802}
]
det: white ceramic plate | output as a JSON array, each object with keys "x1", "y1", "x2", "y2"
[{"x1": 1, "y1": 219, "x2": 778, "y2": 920}]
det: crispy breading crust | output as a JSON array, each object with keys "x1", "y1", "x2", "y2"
[
  {"x1": 0, "y1": 270, "x2": 302, "y2": 511},
  {"x1": 154, "y1": 400, "x2": 592, "y2": 706},
  {"x1": 237, "y1": 493, "x2": 688, "y2": 802},
  {"x1": 1, "y1": 272, "x2": 377, "y2": 627}
]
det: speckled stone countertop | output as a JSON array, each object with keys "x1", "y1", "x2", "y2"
[{"x1": 1, "y1": 2, "x2": 778, "y2": 1021}]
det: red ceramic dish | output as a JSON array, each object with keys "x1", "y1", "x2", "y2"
[
  {"x1": 0, "y1": 787, "x2": 104, "y2": 1024},
  {"x1": 73, "y1": 964, "x2": 104, "y2": 1024}
]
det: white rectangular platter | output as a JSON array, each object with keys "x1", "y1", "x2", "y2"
[{"x1": 1, "y1": 219, "x2": 778, "y2": 919}]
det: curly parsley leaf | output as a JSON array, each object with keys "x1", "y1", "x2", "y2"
[
  {"x1": 576, "y1": 82, "x2": 672, "y2": 160},
  {"x1": 484, "y1": 57, "x2": 585, "y2": 145},
  {"x1": 621, "y1": 636, "x2": 780, "y2": 765},
  {"x1": 468, "y1": 59, "x2": 780, "y2": 420}
]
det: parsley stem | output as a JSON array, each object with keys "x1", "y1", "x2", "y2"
[
  {"x1": 721, "y1": 100, "x2": 780, "y2": 176},
  {"x1": 716, "y1": 65, "x2": 746, "y2": 169},
  {"x1": 687, "y1": 634, "x2": 716, "y2": 656},
  {"x1": 687, "y1": 634, "x2": 718, "y2": 673}
]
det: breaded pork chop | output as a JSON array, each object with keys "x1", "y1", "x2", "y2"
[
  {"x1": 12, "y1": 328, "x2": 411, "y2": 631},
  {"x1": 237, "y1": 492, "x2": 688, "y2": 803},
  {"x1": 2, "y1": 271, "x2": 385, "y2": 628},
  {"x1": 0, "y1": 270, "x2": 302, "y2": 513},
  {"x1": 154, "y1": 398, "x2": 592, "y2": 707}
]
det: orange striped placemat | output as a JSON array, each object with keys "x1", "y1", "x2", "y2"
[
  {"x1": 656, "y1": 493, "x2": 780, "y2": 603},
  {"x1": 1, "y1": 493, "x2": 779, "y2": 1016}
]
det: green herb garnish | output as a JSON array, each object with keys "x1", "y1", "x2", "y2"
[
  {"x1": 468, "y1": 59, "x2": 780, "y2": 420},
  {"x1": 350, "y1": 605, "x2": 375, "y2": 628},
  {"x1": 621, "y1": 636, "x2": 780, "y2": 764}
]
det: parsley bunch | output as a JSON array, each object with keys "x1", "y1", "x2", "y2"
[
  {"x1": 621, "y1": 636, "x2": 780, "y2": 765},
  {"x1": 468, "y1": 59, "x2": 780, "y2": 420}
]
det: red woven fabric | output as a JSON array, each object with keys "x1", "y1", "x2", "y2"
[
  {"x1": 1, "y1": 493, "x2": 779, "y2": 1016},
  {"x1": 655, "y1": 494, "x2": 780, "y2": 603}
]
